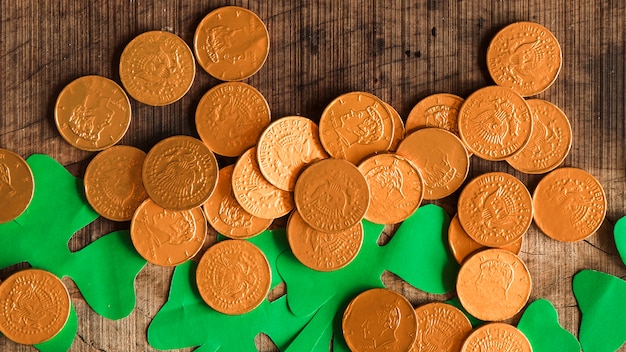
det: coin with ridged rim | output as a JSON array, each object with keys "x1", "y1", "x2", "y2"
[
  {"x1": 405, "y1": 93, "x2": 464, "y2": 136},
  {"x1": 385, "y1": 102, "x2": 405, "y2": 151},
  {"x1": 196, "y1": 239, "x2": 271, "y2": 315},
  {"x1": 54, "y1": 75, "x2": 131, "y2": 151},
  {"x1": 0, "y1": 269, "x2": 70, "y2": 345},
  {"x1": 0, "y1": 149, "x2": 34, "y2": 224},
  {"x1": 410, "y1": 302, "x2": 473, "y2": 352},
  {"x1": 460, "y1": 323, "x2": 532, "y2": 352}
]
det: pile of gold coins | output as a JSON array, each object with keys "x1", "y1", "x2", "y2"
[{"x1": 0, "y1": 5, "x2": 608, "y2": 350}]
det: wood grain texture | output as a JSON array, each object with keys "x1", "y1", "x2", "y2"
[{"x1": 1, "y1": 1, "x2": 625, "y2": 351}]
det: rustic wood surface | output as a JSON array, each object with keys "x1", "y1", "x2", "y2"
[{"x1": 1, "y1": 1, "x2": 625, "y2": 351}]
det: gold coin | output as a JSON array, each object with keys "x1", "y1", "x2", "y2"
[
  {"x1": 54, "y1": 75, "x2": 131, "y2": 151},
  {"x1": 0, "y1": 269, "x2": 71, "y2": 345},
  {"x1": 405, "y1": 93, "x2": 464, "y2": 135},
  {"x1": 410, "y1": 302, "x2": 473, "y2": 352},
  {"x1": 130, "y1": 198, "x2": 207, "y2": 266},
  {"x1": 457, "y1": 172, "x2": 533, "y2": 247},
  {"x1": 385, "y1": 102, "x2": 405, "y2": 151},
  {"x1": 396, "y1": 128, "x2": 469, "y2": 200},
  {"x1": 457, "y1": 86, "x2": 533, "y2": 161},
  {"x1": 533, "y1": 167, "x2": 606, "y2": 242},
  {"x1": 456, "y1": 249, "x2": 531, "y2": 321},
  {"x1": 319, "y1": 92, "x2": 394, "y2": 164},
  {"x1": 203, "y1": 165, "x2": 272, "y2": 239},
  {"x1": 487, "y1": 21, "x2": 562, "y2": 97},
  {"x1": 143, "y1": 135, "x2": 219, "y2": 211},
  {"x1": 195, "y1": 82, "x2": 271, "y2": 157},
  {"x1": 506, "y1": 99, "x2": 572, "y2": 174},
  {"x1": 84, "y1": 145, "x2": 148, "y2": 221},
  {"x1": 286, "y1": 210, "x2": 363, "y2": 271},
  {"x1": 460, "y1": 323, "x2": 532, "y2": 352},
  {"x1": 119, "y1": 31, "x2": 195, "y2": 106},
  {"x1": 194, "y1": 6, "x2": 270, "y2": 81},
  {"x1": 448, "y1": 214, "x2": 523, "y2": 265},
  {"x1": 232, "y1": 147, "x2": 294, "y2": 219},
  {"x1": 342, "y1": 288, "x2": 417, "y2": 351},
  {"x1": 0, "y1": 149, "x2": 34, "y2": 224},
  {"x1": 294, "y1": 158, "x2": 369, "y2": 233},
  {"x1": 257, "y1": 116, "x2": 329, "y2": 191},
  {"x1": 357, "y1": 153, "x2": 423, "y2": 224},
  {"x1": 196, "y1": 239, "x2": 271, "y2": 315}
]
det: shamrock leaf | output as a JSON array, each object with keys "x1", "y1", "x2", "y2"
[
  {"x1": 517, "y1": 298, "x2": 580, "y2": 352},
  {"x1": 614, "y1": 216, "x2": 626, "y2": 265}
]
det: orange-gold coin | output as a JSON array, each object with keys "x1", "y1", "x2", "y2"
[
  {"x1": 286, "y1": 210, "x2": 363, "y2": 271},
  {"x1": 533, "y1": 167, "x2": 606, "y2": 242},
  {"x1": 257, "y1": 116, "x2": 329, "y2": 191},
  {"x1": 448, "y1": 214, "x2": 523, "y2": 265},
  {"x1": 294, "y1": 158, "x2": 369, "y2": 233},
  {"x1": 460, "y1": 323, "x2": 532, "y2": 352},
  {"x1": 194, "y1": 6, "x2": 269, "y2": 81},
  {"x1": 457, "y1": 172, "x2": 533, "y2": 247},
  {"x1": 506, "y1": 99, "x2": 572, "y2": 174},
  {"x1": 232, "y1": 147, "x2": 294, "y2": 219},
  {"x1": 119, "y1": 31, "x2": 195, "y2": 106},
  {"x1": 130, "y1": 198, "x2": 207, "y2": 266},
  {"x1": 0, "y1": 149, "x2": 34, "y2": 224},
  {"x1": 405, "y1": 93, "x2": 464, "y2": 136},
  {"x1": 0, "y1": 269, "x2": 70, "y2": 345},
  {"x1": 54, "y1": 75, "x2": 131, "y2": 151},
  {"x1": 396, "y1": 128, "x2": 469, "y2": 200},
  {"x1": 84, "y1": 145, "x2": 148, "y2": 221},
  {"x1": 319, "y1": 92, "x2": 394, "y2": 164},
  {"x1": 487, "y1": 21, "x2": 562, "y2": 97},
  {"x1": 410, "y1": 302, "x2": 473, "y2": 352},
  {"x1": 196, "y1": 239, "x2": 271, "y2": 315},
  {"x1": 457, "y1": 86, "x2": 533, "y2": 161},
  {"x1": 143, "y1": 135, "x2": 219, "y2": 211},
  {"x1": 203, "y1": 165, "x2": 272, "y2": 239},
  {"x1": 385, "y1": 102, "x2": 405, "y2": 151},
  {"x1": 456, "y1": 249, "x2": 531, "y2": 321},
  {"x1": 342, "y1": 288, "x2": 417, "y2": 351},
  {"x1": 357, "y1": 153, "x2": 423, "y2": 224},
  {"x1": 196, "y1": 82, "x2": 271, "y2": 157}
]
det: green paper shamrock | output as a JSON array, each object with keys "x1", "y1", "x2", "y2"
[
  {"x1": 277, "y1": 204, "x2": 459, "y2": 351},
  {"x1": 517, "y1": 299, "x2": 580, "y2": 352},
  {"x1": 614, "y1": 216, "x2": 626, "y2": 265}
]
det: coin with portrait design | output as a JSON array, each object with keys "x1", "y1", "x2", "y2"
[{"x1": 0, "y1": 149, "x2": 34, "y2": 224}]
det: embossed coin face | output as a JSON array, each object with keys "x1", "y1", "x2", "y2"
[
  {"x1": 533, "y1": 167, "x2": 606, "y2": 242},
  {"x1": 456, "y1": 249, "x2": 531, "y2": 321},
  {"x1": 84, "y1": 145, "x2": 148, "y2": 221},
  {"x1": 457, "y1": 172, "x2": 533, "y2": 247},
  {"x1": 194, "y1": 6, "x2": 270, "y2": 81},
  {"x1": 143, "y1": 135, "x2": 219, "y2": 211},
  {"x1": 294, "y1": 158, "x2": 370, "y2": 233},
  {"x1": 196, "y1": 82, "x2": 271, "y2": 157},
  {"x1": 487, "y1": 21, "x2": 562, "y2": 97},
  {"x1": 448, "y1": 215, "x2": 522, "y2": 265},
  {"x1": 397, "y1": 128, "x2": 469, "y2": 200},
  {"x1": 458, "y1": 86, "x2": 533, "y2": 161},
  {"x1": 342, "y1": 288, "x2": 417, "y2": 352},
  {"x1": 130, "y1": 198, "x2": 207, "y2": 266},
  {"x1": 405, "y1": 93, "x2": 464, "y2": 136},
  {"x1": 410, "y1": 302, "x2": 472, "y2": 352},
  {"x1": 196, "y1": 239, "x2": 271, "y2": 315},
  {"x1": 119, "y1": 31, "x2": 195, "y2": 106},
  {"x1": 55, "y1": 75, "x2": 131, "y2": 151},
  {"x1": 232, "y1": 147, "x2": 294, "y2": 219},
  {"x1": 0, "y1": 269, "x2": 70, "y2": 345},
  {"x1": 506, "y1": 99, "x2": 572, "y2": 174},
  {"x1": 460, "y1": 323, "x2": 532, "y2": 352},
  {"x1": 203, "y1": 165, "x2": 272, "y2": 239},
  {"x1": 257, "y1": 116, "x2": 329, "y2": 191},
  {"x1": 357, "y1": 154, "x2": 423, "y2": 224},
  {"x1": 287, "y1": 210, "x2": 363, "y2": 271},
  {"x1": 0, "y1": 149, "x2": 34, "y2": 224},
  {"x1": 319, "y1": 92, "x2": 394, "y2": 164},
  {"x1": 385, "y1": 102, "x2": 405, "y2": 152}
]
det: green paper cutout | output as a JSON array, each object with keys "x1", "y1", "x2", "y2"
[
  {"x1": 614, "y1": 216, "x2": 626, "y2": 265},
  {"x1": 573, "y1": 270, "x2": 626, "y2": 352},
  {"x1": 148, "y1": 229, "x2": 316, "y2": 351},
  {"x1": 34, "y1": 304, "x2": 78, "y2": 352},
  {"x1": 277, "y1": 204, "x2": 458, "y2": 351},
  {"x1": 0, "y1": 154, "x2": 146, "y2": 320},
  {"x1": 517, "y1": 299, "x2": 580, "y2": 352}
]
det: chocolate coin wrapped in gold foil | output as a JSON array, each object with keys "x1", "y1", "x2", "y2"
[
  {"x1": 460, "y1": 323, "x2": 532, "y2": 352},
  {"x1": 0, "y1": 149, "x2": 34, "y2": 224}
]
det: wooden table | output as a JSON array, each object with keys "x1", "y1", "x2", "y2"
[{"x1": 1, "y1": 1, "x2": 625, "y2": 351}]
